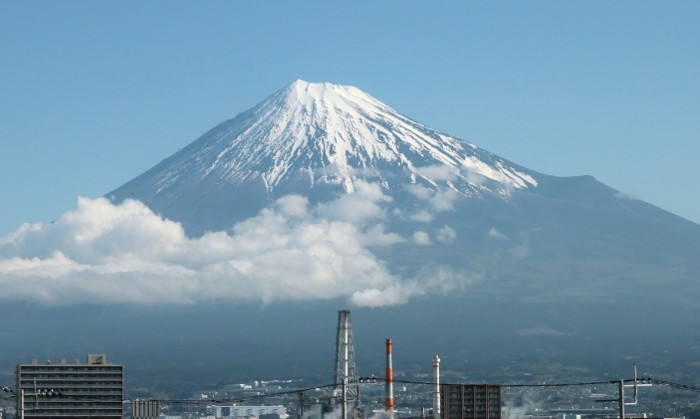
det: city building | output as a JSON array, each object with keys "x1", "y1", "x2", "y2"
[
  {"x1": 206, "y1": 405, "x2": 288, "y2": 419},
  {"x1": 15, "y1": 354, "x2": 124, "y2": 419},
  {"x1": 131, "y1": 400, "x2": 160, "y2": 419},
  {"x1": 440, "y1": 384, "x2": 501, "y2": 419}
]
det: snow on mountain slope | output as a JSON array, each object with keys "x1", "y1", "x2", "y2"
[{"x1": 116, "y1": 80, "x2": 536, "y2": 206}]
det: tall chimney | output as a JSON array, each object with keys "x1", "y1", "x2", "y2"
[
  {"x1": 433, "y1": 355, "x2": 441, "y2": 419},
  {"x1": 385, "y1": 339, "x2": 394, "y2": 417}
]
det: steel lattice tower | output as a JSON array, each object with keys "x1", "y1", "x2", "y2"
[{"x1": 334, "y1": 310, "x2": 361, "y2": 416}]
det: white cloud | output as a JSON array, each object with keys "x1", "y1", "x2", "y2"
[
  {"x1": 487, "y1": 227, "x2": 507, "y2": 240},
  {"x1": 361, "y1": 224, "x2": 405, "y2": 248},
  {"x1": 0, "y1": 179, "x2": 487, "y2": 306},
  {"x1": 408, "y1": 210, "x2": 433, "y2": 223},
  {"x1": 615, "y1": 191, "x2": 640, "y2": 200},
  {"x1": 414, "y1": 165, "x2": 458, "y2": 182},
  {"x1": 515, "y1": 328, "x2": 576, "y2": 337},
  {"x1": 274, "y1": 195, "x2": 310, "y2": 218},
  {"x1": 316, "y1": 162, "x2": 384, "y2": 178},
  {"x1": 403, "y1": 184, "x2": 460, "y2": 220},
  {"x1": 461, "y1": 166, "x2": 490, "y2": 185},
  {"x1": 412, "y1": 231, "x2": 432, "y2": 246},
  {"x1": 486, "y1": 228, "x2": 529, "y2": 259},
  {"x1": 405, "y1": 183, "x2": 433, "y2": 200},
  {"x1": 430, "y1": 189, "x2": 459, "y2": 212},
  {"x1": 316, "y1": 180, "x2": 391, "y2": 224},
  {"x1": 0, "y1": 190, "x2": 402, "y2": 304},
  {"x1": 510, "y1": 236, "x2": 529, "y2": 260},
  {"x1": 436, "y1": 225, "x2": 457, "y2": 244}
]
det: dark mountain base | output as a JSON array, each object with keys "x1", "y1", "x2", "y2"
[{"x1": 2, "y1": 297, "x2": 700, "y2": 397}]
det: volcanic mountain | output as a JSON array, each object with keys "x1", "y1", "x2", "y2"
[
  {"x1": 109, "y1": 80, "x2": 700, "y2": 303},
  {"x1": 4, "y1": 80, "x2": 700, "y2": 393}
]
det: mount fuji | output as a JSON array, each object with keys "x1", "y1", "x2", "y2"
[
  {"x1": 3, "y1": 80, "x2": 700, "y2": 393},
  {"x1": 108, "y1": 79, "x2": 700, "y2": 304}
]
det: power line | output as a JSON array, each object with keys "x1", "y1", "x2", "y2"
[
  {"x1": 651, "y1": 379, "x2": 700, "y2": 394},
  {"x1": 378, "y1": 378, "x2": 624, "y2": 388},
  {"x1": 7, "y1": 377, "x2": 697, "y2": 406},
  {"x1": 122, "y1": 379, "x2": 632, "y2": 406},
  {"x1": 504, "y1": 380, "x2": 621, "y2": 388}
]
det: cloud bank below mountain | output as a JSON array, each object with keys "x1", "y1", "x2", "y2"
[{"x1": 0, "y1": 181, "x2": 471, "y2": 306}]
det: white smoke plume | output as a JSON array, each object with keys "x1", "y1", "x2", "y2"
[
  {"x1": 348, "y1": 265, "x2": 483, "y2": 308},
  {"x1": 503, "y1": 392, "x2": 543, "y2": 419},
  {"x1": 364, "y1": 411, "x2": 393, "y2": 419}
]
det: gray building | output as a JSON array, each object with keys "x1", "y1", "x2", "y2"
[
  {"x1": 441, "y1": 384, "x2": 501, "y2": 419},
  {"x1": 206, "y1": 405, "x2": 288, "y2": 419},
  {"x1": 15, "y1": 354, "x2": 123, "y2": 419},
  {"x1": 131, "y1": 400, "x2": 160, "y2": 419}
]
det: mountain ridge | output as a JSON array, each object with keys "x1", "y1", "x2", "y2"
[{"x1": 107, "y1": 80, "x2": 571, "y2": 234}]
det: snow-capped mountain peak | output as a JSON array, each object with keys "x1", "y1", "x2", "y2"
[{"x1": 146, "y1": 80, "x2": 536, "y2": 199}]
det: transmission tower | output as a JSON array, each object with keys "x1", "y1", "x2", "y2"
[{"x1": 334, "y1": 310, "x2": 361, "y2": 419}]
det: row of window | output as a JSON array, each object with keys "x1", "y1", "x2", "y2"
[
  {"x1": 450, "y1": 407, "x2": 498, "y2": 411},
  {"x1": 17, "y1": 364, "x2": 124, "y2": 372},
  {"x1": 448, "y1": 406, "x2": 500, "y2": 410},
  {"x1": 21, "y1": 371, "x2": 124, "y2": 378},
  {"x1": 450, "y1": 397, "x2": 501, "y2": 404},
  {"x1": 449, "y1": 392, "x2": 500, "y2": 396},
  {"x1": 448, "y1": 389, "x2": 500, "y2": 393},
  {"x1": 19, "y1": 374, "x2": 123, "y2": 379},
  {"x1": 19, "y1": 380, "x2": 122, "y2": 390},
  {"x1": 33, "y1": 397, "x2": 123, "y2": 403},
  {"x1": 31, "y1": 405, "x2": 123, "y2": 409},
  {"x1": 449, "y1": 390, "x2": 499, "y2": 393},
  {"x1": 18, "y1": 389, "x2": 122, "y2": 394},
  {"x1": 27, "y1": 415, "x2": 122, "y2": 416}
]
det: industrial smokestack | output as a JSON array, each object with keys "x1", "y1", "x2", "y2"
[
  {"x1": 433, "y1": 355, "x2": 441, "y2": 419},
  {"x1": 334, "y1": 311, "x2": 359, "y2": 419},
  {"x1": 385, "y1": 339, "x2": 394, "y2": 416}
]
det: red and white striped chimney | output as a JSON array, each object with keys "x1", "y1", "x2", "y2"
[{"x1": 385, "y1": 339, "x2": 394, "y2": 416}]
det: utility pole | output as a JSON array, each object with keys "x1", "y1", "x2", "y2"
[
  {"x1": 596, "y1": 364, "x2": 652, "y2": 419},
  {"x1": 619, "y1": 380, "x2": 625, "y2": 419},
  {"x1": 20, "y1": 389, "x2": 25, "y2": 419},
  {"x1": 298, "y1": 390, "x2": 305, "y2": 419},
  {"x1": 1, "y1": 387, "x2": 63, "y2": 419}
]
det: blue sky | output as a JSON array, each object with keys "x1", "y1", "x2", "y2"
[{"x1": 1, "y1": 1, "x2": 699, "y2": 233}]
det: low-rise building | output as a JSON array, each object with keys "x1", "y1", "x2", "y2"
[{"x1": 206, "y1": 405, "x2": 288, "y2": 419}]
